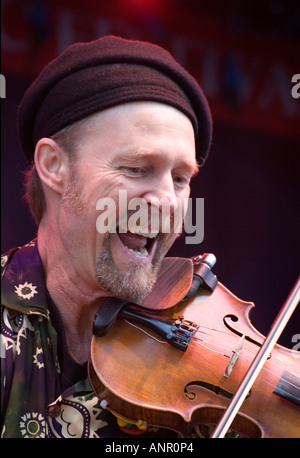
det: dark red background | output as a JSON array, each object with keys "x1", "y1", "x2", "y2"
[{"x1": 1, "y1": 0, "x2": 299, "y2": 347}]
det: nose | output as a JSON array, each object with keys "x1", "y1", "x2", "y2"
[
  {"x1": 140, "y1": 173, "x2": 183, "y2": 235},
  {"x1": 143, "y1": 172, "x2": 178, "y2": 211}
]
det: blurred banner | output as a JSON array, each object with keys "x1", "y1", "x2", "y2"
[{"x1": 2, "y1": 0, "x2": 299, "y2": 140}]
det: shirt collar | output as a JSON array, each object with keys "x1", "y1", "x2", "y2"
[{"x1": 1, "y1": 239, "x2": 49, "y2": 318}]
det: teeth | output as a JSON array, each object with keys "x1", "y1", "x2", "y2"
[
  {"x1": 127, "y1": 247, "x2": 149, "y2": 256},
  {"x1": 128, "y1": 227, "x2": 157, "y2": 238},
  {"x1": 139, "y1": 233, "x2": 157, "y2": 238}
]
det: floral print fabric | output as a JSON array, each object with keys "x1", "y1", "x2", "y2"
[{"x1": 1, "y1": 241, "x2": 135, "y2": 438}]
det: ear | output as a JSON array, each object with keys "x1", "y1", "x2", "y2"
[{"x1": 34, "y1": 138, "x2": 68, "y2": 195}]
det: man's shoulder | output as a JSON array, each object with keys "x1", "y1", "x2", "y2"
[{"x1": 1, "y1": 240, "x2": 49, "y2": 318}]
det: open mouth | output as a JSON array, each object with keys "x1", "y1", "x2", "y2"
[{"x1": 116, "y1": 227, "x2": 158, "y2": 258}]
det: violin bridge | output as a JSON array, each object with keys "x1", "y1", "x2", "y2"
[{"x1": 223, "y1": 335, "x2": 245, "y2": 378}]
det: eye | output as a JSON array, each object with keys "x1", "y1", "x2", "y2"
[
  {"x1": 172, "y1": 174, "x2": 191, "y2": 188},
  {"x1": 128, "y1": 167, "x2": 143, "y2": 174},
  {"x1": 121, "y1": 167, "x2": 146, "y2": 177}
]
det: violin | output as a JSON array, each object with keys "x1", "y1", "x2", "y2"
[{"x1": 89, "y1": 254, "x2": 300, "y2": 438}]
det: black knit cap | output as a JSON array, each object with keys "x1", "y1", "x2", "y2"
[{"x1": 17, "y1": 35, "x2": 212, "y2": 163}]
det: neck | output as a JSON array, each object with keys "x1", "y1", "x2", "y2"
[{"x1": 37, "y1": 225, "x2": 109, "y2": 364}]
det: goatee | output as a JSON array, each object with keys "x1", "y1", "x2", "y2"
[{"x1": 95, "y1": 236, "x2": 163, "y2": 303}]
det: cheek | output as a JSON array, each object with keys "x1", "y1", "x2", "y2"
[{"x1": 92, "y1": 170, "x2": 134, "y2": 203}]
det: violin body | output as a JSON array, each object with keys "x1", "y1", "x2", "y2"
[{"x1": 89, "y1": 260, "x2": 300, "y2": 438}]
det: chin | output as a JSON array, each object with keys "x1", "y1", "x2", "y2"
[{"x1": 95, "y1": 247, "x2": 162, "y2": 303}]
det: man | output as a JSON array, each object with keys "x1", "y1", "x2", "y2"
[{"x1": 1, "y1": 35, "x2": 212, "y2": 438}]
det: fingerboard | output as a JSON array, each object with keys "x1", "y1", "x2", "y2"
[{"x1": 273, "y1": 370, "x2": 300, "y2": 406}]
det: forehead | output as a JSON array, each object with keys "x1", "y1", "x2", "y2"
[{"x1": 75, "y1": 101, "x2": 197, "y2": 165}]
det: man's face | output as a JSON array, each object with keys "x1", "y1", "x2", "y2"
[{"x1": 60, "y1": 101, "x2": 197, "y2": 302}]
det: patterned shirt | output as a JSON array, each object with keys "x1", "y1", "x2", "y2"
[{"x1": 1, "y1": 240, "x2": 178, "y2": 438}]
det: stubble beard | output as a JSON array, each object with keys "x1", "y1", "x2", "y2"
[{"x1": 95, "y1": 234, "x2": 164, "y2": 303}]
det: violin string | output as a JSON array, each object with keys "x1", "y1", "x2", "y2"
[
  {"x1": 189, "y1": 338, "x2": 230, "y2": 358},
  {"x1": 193, "y1": 326, "x2": 300, "y2": 376},
  {"x1": 193, "y1": 336, "x2": 300, "y2": 388},
  {"x1": 191, "y1": 333, "x2": 236, "y2": 357},
  {"x1": 123, "y1": 320, "x2": 300, "y2": 388},
  {"x1": 124, "y1": 319, "x2": 281, "y2": 391},
  {"x1": 123, "y1": 319, "x2": 167, "y2": 344},
  {"x1": 125, "y1": 318, "x2": 300, "y2": 376},
  {"x1": 195, "y1": 332, "x2": 299, "y2": 377},
  {"x1": 195, "y1": 325, "x2": 235, "y2": 337},
  {"x1": 189, "y1": 337, "x2": 299, "y2": 391}
]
